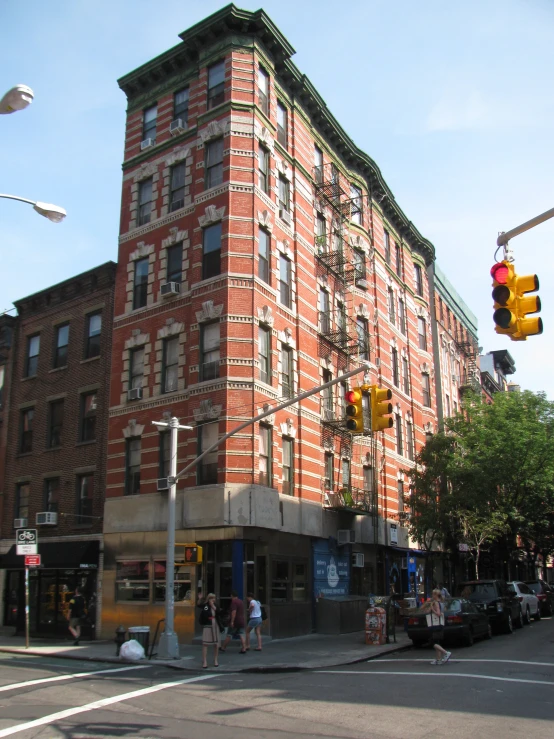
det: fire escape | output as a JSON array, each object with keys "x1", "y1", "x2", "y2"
[
  {"x1": 313, "y1": 162, "x2": 376, "y2": 522},
  {"x1": 456, "y1": 337, "x2": 481, "y2": 394}
]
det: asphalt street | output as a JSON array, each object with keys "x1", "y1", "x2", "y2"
[{"x1": 1, "y1": 616, "x2": 553, "y2": 738}]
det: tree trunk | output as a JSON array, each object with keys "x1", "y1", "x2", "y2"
[{"x1": 475, "y1": 547, "x2": 480, "y2": 579}]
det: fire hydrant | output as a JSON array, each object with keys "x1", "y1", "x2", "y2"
[{"x1": 115, "y1": 625, "x2": 127, "y2": 656}]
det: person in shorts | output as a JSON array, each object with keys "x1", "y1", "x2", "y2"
[
  {"x1": 429, "y1": 589, "x2": 451, "y2": 665},
  {"x1": 68, "y1": 587, "x2": 86, "y2": 645},
  {"x1": 246, "y1": 592, "x2": 263, "y2": 651},
  {"x1": 221, "y1": 590, "x2": 246, "y2": 653}
]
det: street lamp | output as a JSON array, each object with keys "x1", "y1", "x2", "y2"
[
  {"x1": 152, "y1": 417, "x2": 193, "y2": 660},
  {"x1": 0, "y1": 194, "x2": 66, "y2": 223},
  {"x1": 0, "y1": 85, "x2": 34, "y2": 115}
]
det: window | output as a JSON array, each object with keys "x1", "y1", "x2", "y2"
[
  {"x1": 439, "y1": 297, "x2": 444, "y2": 323},
  {"x1": 277, "y1": 101, "x2": 287, "y2": 147},
  {"x1": 406, "y1": 420, "x2": 415, "y2": 461},
  {"x1": 116, "y1": 561, "x2": 150, "y2": 602},
  {"x1": 356, "y1": 317, "x2": 369, "y2": 361},
  {"x1": 322, "y1": 369, "x2": 333, "y2": 418},
  {"x1": 76, "y1": 474, "x2": 93, "y2": 524},
  {"x1": 208, "y1": 61, "x2": 225, "y2": 108},
  {"x1": 316, "y1": 213, "x2": 327, "y2": 251},
  {"x1": 258, "y1": 227, "x2": 270, "y2": 284},
  {"x1": 314, "y1": 145, "x2": 323, "y2": 183},
  {"x1": 129, "y1": 347, "x2": 144, "y2": 391},
  {"x1": 26, "y1": 335, "x2": 40, "y2": 377},
  {"x1": 319, "y1": 289, "x2": 330, "y2": 333},
  {"x1": 354, "y1": 249, "x2": 366, "y2": 285},
  {"x1": 80, "y1": 391, "x2": 97, "y2": 442},
  {"x1": 174, "y1": 87, "x2": 189, "y2": 127},
  {"x1": 397, "y1": 479, "x2": 404, "y2": 511},
  {"x1": 342, "y1": 458, "x2": 350, "y2": 488},
  {"x1": 388, "y1": 288, "x2": 396, "y2": 324},
  {"x1": 258, "y1": 144, "x2": 269, "y2": 193},
  {"x1": 324, "y1": 452, "x2": 334, "y2": 490},
  {"x1": 391, "y1": 348, "x2": 399, "y2": 387},
  {"x1": 384, "y1": 230, "x2": 391, "y2": 264},
  {"x1": 395, "y1": 242, "x2": 402, "y2": 277},
  {"x1": 338, "y1": 381, "x2": 347, "y2": 419},
  {"x1": 166, "y1": 243, "x2": 183, "y2": 283},
  {"x1": 159, "y1": 431, "x2": 170, "y2": 478},
  {"x1": 162, "y1": 337, "x2": 179, "y2": 393},
  {"x1": 202, "y1": 222, "x2": 222, "y2": 280},
  {"x1": 259, "y1": 424, "x2": 272, "y2": 486},
  {"x1": 205, "y1": 138, "x2": 224, "y2": 189},
  {"x1": 143, "y1": 104, "x2": 157, "y2": 142},
  {"x1": 47, "y1": 399, "x2": 64, "y2": 448},
  {"x1": 402, "y1": 355, "x2": 410, "y2": 395},
  {"x1": 258, "y1": 65, "x2": 269, "y2": 115},
  {"x1": 53, "y1": 324, "x2": 69, "y2": 368},
  {"x1": 399, "y1": 298, "x2": 407, "y2": 335},
  {"x1": 337, "y1": 301, "x2": 346, "y2": 339},
  {"x1": 282, "y1": 437, "x2": 293, "y2": 495},
  {"x1": 19, "y1": 408, "x2": 34, "y2": 453},
  {"x1": 201, "y1": 322, "x2": 220, "y2": 382},
  {"x1": 85, "y1": 313, "x2": 102, "y2": 358},
  {"x1": 350, "y1": 184, "x2": 362, "y2": 224},
  {"x1": 395, "y1": 414, "x2": 403, "y2": 456},
  {"x1": 363, "y1": 465, "x2": 373, "y2": 492},
  {"x1": 133, "y1": 258, "x2": 149, "y2": 310},
  {"x1": 44, "y1": 478, "x2": 59, "y2": 513},
  {"x1": 418, "y1": 317, "x2": 428, "y2": 351},
  {"x1": 197, "y1": 422, "x2": 218, "y2": 484},
  {"x1": 422, "y1": 374, "x2": 431, "y2": 407},
  {"x1": 278, "y1": 175, "x2": 289, "y2": 212},
  {"x1": 278, "y1": 254, "x2": 292, "y2": 308},
  {"x1": 15, "y1": 483, "x2": 29, "y2": 520},
  {"x1": 259, "y1": 325, "x2": 271, "y2": 384},
  {"x1": 414, "y1": 263, "x2": 424, "y2": 296},
  {"x1": 169, "y1": 163, "x2": 186, "y2": 212},
  {"x1": 445, "y1": 393, "x2": 451, "y2": 417},
  {"x1": 125, "y1": 438, "x2": 141, "y2": 495},
  {"x1": 281, "y1": 346, "x2": 293, "y2": 399},
  {"x1": 138, "y1": 178, "x2": 153, "y2": 226},
  {"x1": 0, "y1": 365, "x2": 4, "y2": 409}
]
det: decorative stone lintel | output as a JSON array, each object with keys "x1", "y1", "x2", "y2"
[
  {"x1": 257, "y1": 209, "x2": 273, "y2": 232},
  {"x1": 157, "y1": 320, "x2": 184, "y2": 339},
  {"x1": 123, "y1": 419, "x2": 145, "y2": 438},
  {"x1": 194, "y1": 398, "x2": 222, "y2": 421},
  {"x1": 162, "y1": 226, "x2": 188, "y2": 248},
  {"x1": 165, "y1": 146, "x2": 189, "y2": 167},
  {"x1": 196, "y1": 299, "x2": 223, "y2": 324},
  {"x1": 129, "y1": 241, "x2": 155, "y2": 261},
  {"x1": 280, "y1": 418, "x2": 296, "y2": 438},
  {"x1": 198, "y1": 204, "x2": 226, "y2": 227},
  {"x1": 125, "y1": 332, "x2": 150, "y2": 350},
  {"x1": 257, "y1": 305, "x2": 274, "y2": 327}
]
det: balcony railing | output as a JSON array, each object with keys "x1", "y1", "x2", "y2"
[{"x1": 323, "y1": 483, "x2": 376, "y2": 515}]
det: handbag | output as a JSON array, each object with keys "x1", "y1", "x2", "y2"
[
  {"x1": 260, "y1": 605, "x2": 268, "y2": 621},
  {"x1": 425, "y1": 611, "x2": 445, "y2": 628}
]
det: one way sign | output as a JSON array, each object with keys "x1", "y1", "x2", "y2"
[{"x1": 16, "y1": 529, "x2": 38, "y2": 555}]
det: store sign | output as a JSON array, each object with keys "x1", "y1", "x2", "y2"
[
  {"x1": 313, "y1": 540, "x2": 350, "y2": 597},
  {"x1": 390, "y1": 524, "x2": 398, "y2": 545},
  {"x1": 16, "y1": 528, "x2": 38, "y2": 555}
]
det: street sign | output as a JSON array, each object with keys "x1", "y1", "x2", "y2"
[
  {"x1": 16, "y1": 528, "x2": 38, "y2": 555},
  {"x1": 24, "y1": 554, "x2": 41, "y2": 567}
]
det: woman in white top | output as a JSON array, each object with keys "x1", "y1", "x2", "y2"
[{"x1": 246, "y1": 592, "x2": 263, "y2": 651}]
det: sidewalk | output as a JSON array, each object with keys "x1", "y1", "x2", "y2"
[{"x1": 0, "y1": 627, "x2": 412, "y2": 673}]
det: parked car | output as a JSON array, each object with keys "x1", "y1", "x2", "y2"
[
  {"x1": 506, "y1": 581, "x2": 540, "y2": 623},
  {"x1": 406, "y1": 598, "x2": 492, "y2": 647},
  {"x1": 457, "y1": 580, "x2": 520, "y2": 633},
  {"x1": 525, "y1": 580, "x2": 554, "y2": 616}
]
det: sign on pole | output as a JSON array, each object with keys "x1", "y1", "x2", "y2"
[
  {"x1": 16, "y1": 529, "x2": 38, "y2": 555},
  {"x1": 458, "y1": 543, "x2": 470, "y2": 552},
  {"x1": 24, "y1": 554, "x2": 41, "y2": 567}
]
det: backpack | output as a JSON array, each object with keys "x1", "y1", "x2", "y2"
[
  {"x1": 199, "y1": 605, "x2": 211, "y2": 626},
  {"x1": 71, "y1": 595, "x2": 85, "y2": 619},
  {"x1": 260, "y1": 604, "x2": 268, "y2": 621}
]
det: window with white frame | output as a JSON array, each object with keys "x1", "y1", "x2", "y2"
[
  {"x1": 258, "y1": 144, "x2": 269, "y2": 193},
  {"x1": 350, "y1": 184, "x2": 362, "y2": 224},
  {"x1": 258, "y1": 325, "x2": 271, "y2": 384},
  {"x1": 384, "y1": 230, "x2": 391, "y2": 264},
  {"x1": 395, "y1": 242, "x2": 402, "y2": 277},
  {"x1": 319, "y1": 288, "x2": 330, "y2": 333},
  {"x1": 258, "y1": 227, "x2": 270, "y2": 284},
  {"x1": 314, "y1": 145, "x2": 323, "y2": 183},
  {"x1": 205, "y1": 138, "x2": 223, "y2": 189},
  {"x1": 422, "y1": 373, "x2": 431, "y2": 407},
  {"x1": 356, "y1": 317, "x2": 369, "y2": 360},
  {"x1": 406, "y1": 419, "x2": 415, "y2": 461},
  {"x1": 162, "y1": 336, "x2": 179, "y2": 393},
  {"x1": 138, "y1": 178, "x2": 153, "y2": 226},
  {"x1": 324, "y1": 452, "x2": 334, "y2": 490},
  {"x1": 392, "y1": 347, "x2": 399, "y2": 387},
  {"x1": 414, "y1": 263, "x2": 424, "y2": 296},
  {"x1": 174, "y1": 88, "x2": 189, "y2": 127},
  {"x1": 395, "y1": 413, "x2": 403, "y2": 456},
  {"x1": 208, "y1": 61, "x2": 225, "y2": 108},
  {"x1": 200, "y1": 322, "x2": 220, "y2": 382},
  {"x1": 278, "y1": 175, "x2": 289, "y2": 212},
  {"x1": 169, "y1": 163, "x2": 186, "y2": 212},
  {"x1": 418, "y1": 316, "x2": 428, "y2": 351},
  {"x1": 258, "y1": 65, "x2": 269, "y2": 115},
  {"x1": 388, "y1": 287, "x2": 396, "y2": 324},
  {"x1": 399, "y1": 298, "x2": 407, "y2": 335},
  {"x1": 143, "y1": 104, "x2": 157, "y2": 142},
  {"x1": 316, "y1": 212, "x2": 327, "y2": 251},
  {"x1": 277, "y1": 101, "x2": 288, "y2": 147},
  {"x1": 278, "y1": 254, "x2": 292, "y2": 309},
  {"x1": 259, "y1": 424, "x2": 272, "y2": 486},
  {"x1": 402, "y1": 355, "x2": 410, "y2": 395},
  {"x1": 282, "y1": 436, "x2": 293, "y2": 495},
  {"x1": 281, "y1": 345, "x2": 293, "y2": 399}
]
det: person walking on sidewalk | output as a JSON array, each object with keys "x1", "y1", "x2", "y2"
[
  {"x1": 197, "y1": 592, "x2": 223, "y2": 668},
  {"x1": 220, "y1": 590, "x2": 246, "y2": 654},
  {"x1": 428, "y1": 589, "x2": 451, "y2": 665},
  {"x1": 245, "y1": 592, "x2": 263, "y2": 651},
  {"x1": 68, "y1": 587, "x2": 86, "y2": 646}
]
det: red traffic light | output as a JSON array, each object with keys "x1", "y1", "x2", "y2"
[
  {"x1": 345, "y1": 390, "x2": 360, "y2": 404},
  {"x1": 490, "y1": 262, "x2": 509, "y2": 284}
]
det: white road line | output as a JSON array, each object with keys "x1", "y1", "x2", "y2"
[
  {"x1": 318, "y1": 670, "x2": 554, "y2": 687},
  {"x1": 372, "y1": 658, "x2": 554, "y2": 667},
  {"x1": 0, "y1": 664, "x2": 150, "y2": 694},
  {"x1": 0, "y1": 673, "x2": 218, "y2": 738}
]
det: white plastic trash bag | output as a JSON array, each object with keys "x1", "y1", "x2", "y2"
[{"x1": 119, "y1": 638, "x2": 145, "y2": 661}]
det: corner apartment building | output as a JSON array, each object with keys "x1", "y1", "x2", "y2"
[
  {"x1": 103, "y1": 5, "x2": 442, "y2": 640},
  {"x1": 0, "y1": 263, "x2": 116, "y2": 637},
  {"x1": 480, "y1": 349, "x2": 516, "y2": 400}
]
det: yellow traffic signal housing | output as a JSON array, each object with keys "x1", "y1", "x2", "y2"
[
  {"x1": 175, "y1": 543, "x2": 203, "y2": 564},
  {"x1": 345, "y1": 388, "x2": 364, "y2": 434},
  {"x1": 371, "y1": 386, "x2": 393, "y2": 432},
  {"x1": 491, "y1": 261, "x2": 542, "y2": 341}
]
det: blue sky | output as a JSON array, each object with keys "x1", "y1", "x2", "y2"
[{"x1": 2, "y1": 0, "x2": 553, "y2": 396}]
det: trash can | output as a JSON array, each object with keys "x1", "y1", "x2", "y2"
[{"x1": 128, "y1": 626, "x2": 150, "y2": 653}]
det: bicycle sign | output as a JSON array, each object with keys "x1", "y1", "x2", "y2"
[{"x1": 16, "y1": 529, "x2": 38, "y2": 555}]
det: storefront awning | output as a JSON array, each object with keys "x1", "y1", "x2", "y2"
[{"x1": 0, "y1": 539, "x2": 100, "y2": 569}]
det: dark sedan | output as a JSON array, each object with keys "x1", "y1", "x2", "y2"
[{"x1": 406, "y1": 598, "x2": 492, "y2": 647}]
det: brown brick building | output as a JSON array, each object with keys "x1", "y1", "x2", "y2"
[
  {"x1": 102, "y1": 5, "x2": 442, "y2": 641},
  {"x1": 0, "y1": 262, "x2": 116, "y2": 637}
]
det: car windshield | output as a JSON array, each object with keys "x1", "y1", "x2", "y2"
[
  {"x1": 444, "y1": 598, "x2": 462, "y2": 613},
  {"x1": 459, "y1": 583, "x2": 497, "y2": 597},
  {"x1": 525, "y1": 582, "x2": 541, "y2": 593}
]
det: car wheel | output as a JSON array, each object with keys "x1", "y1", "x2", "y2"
[
  {"x1": 463, "y1": 628, "x2": 474, "y2": 647},
  {"x1": 505, "y1": 612, "x2": 514, "y2": 634},
  {"x1": 484, "y1": 622, "x2": 493, "y2": 640},
  {"x1": 523, "y1": 606, "x2": 531, "y2": 625},
  {"x1": 515, "y1": 608, "x2": 524, "y2": 629},
  {"x1": 534, "y1": 604, "x2": 541, "y2": 621}
]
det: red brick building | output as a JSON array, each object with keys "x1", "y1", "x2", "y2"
[
  {"x1": 103, "y1": 6, "x2": 440, "y2": 640},
  {"x1": 0, "y1": 263, "x2": 116, "y2": 637},
  {"x1": 0, "y1": 314, "x2": 17, "y2": 537}
]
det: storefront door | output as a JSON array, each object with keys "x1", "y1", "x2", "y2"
[{"x1": 216, "y1": 563, "x2": 233, "y2": 614}]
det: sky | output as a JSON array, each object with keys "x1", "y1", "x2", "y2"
[{"x1": 2, "y1": 0, "x2": 553, "y2": 396}]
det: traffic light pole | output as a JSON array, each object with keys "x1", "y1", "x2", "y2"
[{"x1": 497, "y1": 206, "x2": 554, "y2": 247}]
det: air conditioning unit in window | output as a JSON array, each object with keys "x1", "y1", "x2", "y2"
[
  {"x1": 141, "y1": 138, "x2": 155, "y2": 150},
  {"x1": 161, "y1": 281, "x2": 181, "y2": 298},
  {"x1": 36, "y1": 512, "x2": 58, "y2": 525},
  {"x1": 352, "y1": 553, "x2": 364, "y2": 568},
  {"x1": 356, "y1": 278, "x2": 368, "y2": 289},
  {"x1": 169, "y1": 119, "x2": 185, "y2": 135},
  {"x1": 157, "y1": 478, "x2": 170, "y2": 492},
  {"x1": 337, "y1": 529, "x2": 355, "y2": 545},
  {"x1": 14, "y1": 518, "x2": 28, "y2": 529},
  {"x1": 279, "y1": 208, "x2": 292, "y2": 225},
  {"x1": 127, "y1": 387, "x2": 143, "y2": 401}
]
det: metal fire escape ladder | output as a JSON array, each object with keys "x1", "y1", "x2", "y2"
[{"x1": 456, "y1": 338, "x2": 480, "y2": 393}]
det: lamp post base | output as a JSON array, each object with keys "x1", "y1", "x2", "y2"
[{"x1": 157, "y1": 631, "x2": 180, "y2": 660}]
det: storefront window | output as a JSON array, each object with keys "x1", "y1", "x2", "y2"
[
  {"x1": 292, "y1": 563, "x2": 307, "y2": 601},
  {"x1": 115, "y1": 561, "x2": 149, "y2": 602},
  {"x1": 271, "y1": 558, "x2": 308, "y2": 602}
]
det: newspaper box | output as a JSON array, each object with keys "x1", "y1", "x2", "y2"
[{"x1": 365, "y1": 606, "x2": 386, "y2": 645}]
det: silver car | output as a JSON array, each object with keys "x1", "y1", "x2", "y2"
[{"x1": 507, "y1": 581, "x2": 541, "y2": 625}]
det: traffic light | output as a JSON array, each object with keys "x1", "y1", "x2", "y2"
[
  {"x1": 345, "y1": 388, "x2": 364, "y2": 434},
  {"x1": 371, "y1": 386, "x2": 393, "y2": 432},
  {"x1": 491, "y1": 260, "x2": 542, "y2": 341},
  {"x1": 175, "y1": 543, "x2": 203, "y2": 564}
]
